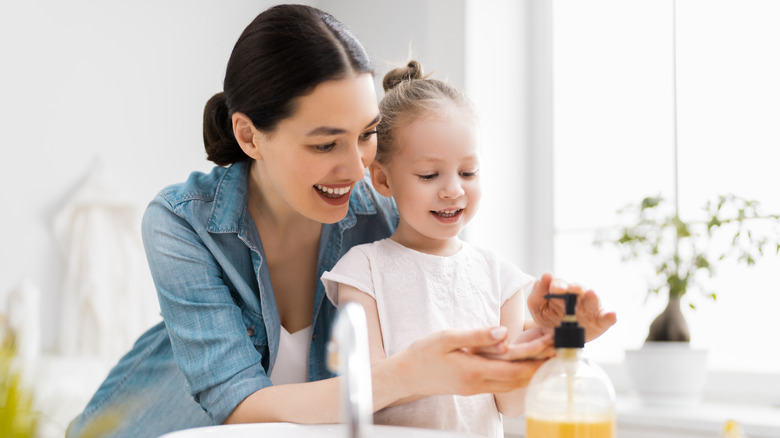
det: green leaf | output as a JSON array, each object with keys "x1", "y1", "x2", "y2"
[
  {"x1": 673, "y1": 216, "x2": 690, "y2": 238},
  {"x1": 668, "y1": 274, "x2": 688, "y2": 298},
  {"x1": 707, "y1": 216, "x2": 722, "y2": 231},
  {"x1": 641, "y1": 196, "x2": 662, "y2": 210}
]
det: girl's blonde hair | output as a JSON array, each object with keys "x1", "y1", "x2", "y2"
[{"x1": 376, "y1": 60, "x2": 475, "y2": 163}]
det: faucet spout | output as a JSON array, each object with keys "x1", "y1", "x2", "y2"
[{"x1": 327, "y1": 302, "x2": 374, "y2": 438}]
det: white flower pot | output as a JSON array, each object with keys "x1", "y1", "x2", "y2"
[{"x1": 624, "y1": 341, "x2": 708, "y2": 406}]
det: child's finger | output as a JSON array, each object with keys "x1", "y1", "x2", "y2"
[{"x1": 498, "y1": 333, "x2": 554, "y2": 361}]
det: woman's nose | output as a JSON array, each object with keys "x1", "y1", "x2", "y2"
[
  {"x1": 358, "y1": 142, "x2": 375, "y2": 169},
  {"x1": 342, "y1": 142, "x2": 375, "y2": 179}
]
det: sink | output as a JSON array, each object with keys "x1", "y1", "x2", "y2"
[{"x1": 159, "y1": 422, "x2": 480, "y2": 437}]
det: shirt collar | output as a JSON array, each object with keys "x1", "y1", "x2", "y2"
[{"x1": 206, "y1": 161, "x2": 250, "y2": 234}]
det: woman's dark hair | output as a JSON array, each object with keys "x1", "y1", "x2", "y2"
[{"x1": 203, "y1": 4, "x2": 373, "y2": 166}]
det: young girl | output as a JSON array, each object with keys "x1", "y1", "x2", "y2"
[{"x1": 321, "y1": 61, "x2": 557, "y2": 438}]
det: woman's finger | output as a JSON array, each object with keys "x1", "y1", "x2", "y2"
[{"x1": 430, "y1": 326, "x2": 509, "y2": 352}]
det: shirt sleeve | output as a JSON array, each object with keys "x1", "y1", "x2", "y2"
[
  {"x1": 497, "y1": 256, "x2": 535, "y2": 306},
  {"x1": 321, "y1": 244, "x2": 377, "y2": 306},
  {"x1": 142, "y1": 197, "x2": 271, "y2": 424}
]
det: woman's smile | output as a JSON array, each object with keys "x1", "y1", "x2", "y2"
[{"x1": 314, "y1": 183, "x2": 353, "y2": 205}]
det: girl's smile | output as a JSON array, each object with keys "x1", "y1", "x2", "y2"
[{"x1": 431, "y1": 208, "x2": 464, "y2": 223}]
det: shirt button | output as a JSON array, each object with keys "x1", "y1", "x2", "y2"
[
  {"x1": 312, "y1": 333, "x2": 317, "y2": 341},
  {"x1": 247, "y1": 327, "x2": 255, "y2": 337}
]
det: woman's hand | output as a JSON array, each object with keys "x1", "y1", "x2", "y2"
[
  {"x1": 393, "y1": 327, "x2": 548, "y2": 398},
  {"x1": 527, "y1": 273, "x2": 617, "y2": 342}
]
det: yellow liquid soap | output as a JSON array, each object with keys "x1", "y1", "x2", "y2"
[
  {"x1": 561, "y1": 348, "x2": 577, "y2": 412},
  {"x1": 526, "y1": 417, "x2": 616, "y2": 438}
]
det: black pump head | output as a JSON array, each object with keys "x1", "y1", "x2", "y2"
[{"x1": 545, "y1": 293, "x2": 585, "y2": 348}]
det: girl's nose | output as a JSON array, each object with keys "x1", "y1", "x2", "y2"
[{"x1": 439, "y1": 178, "x2": 465, "y2": 199}]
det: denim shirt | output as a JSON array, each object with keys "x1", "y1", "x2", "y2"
[{"x1": 67, "y1": 161, "x2": 398, "y2": 437}]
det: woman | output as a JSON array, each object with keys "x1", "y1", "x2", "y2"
[{"x1": 66, "y1": 5, "x2": 615, "y2": 438}]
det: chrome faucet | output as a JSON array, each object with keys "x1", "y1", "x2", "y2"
[{"x1": 327, "y1": 302, "x2": 374, "y2": 438}]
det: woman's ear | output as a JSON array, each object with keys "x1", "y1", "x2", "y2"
[
  {"x1": 369, "y1": 161, "x2": 393, "y2": 197},
  {"x1": 232, "y1": 112, "x2": 262, "y2": 160}
]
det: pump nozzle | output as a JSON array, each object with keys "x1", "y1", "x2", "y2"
[
  {"x1": 545, "y1": 293, "x2": 585, "y2": 348},
  {"x1": 546, "y1": 293, "x2": 579, "y2": 319}
]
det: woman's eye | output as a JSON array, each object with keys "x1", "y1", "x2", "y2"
[
  {"x1": 360, "y1": 130, "x2": 377, "y2": 141},
  {"x1": 417, "y1": 173, "x2": 437, "y2": 180},
  {"x1": 314, "y1": 142, "x2": 336, "y2": 152}
]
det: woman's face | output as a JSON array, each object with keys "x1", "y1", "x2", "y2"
[{"x1": 251, "y1": 73, "x2": 380, "y2": 224}]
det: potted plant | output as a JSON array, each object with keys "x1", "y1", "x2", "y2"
[
  {"x1": 0, "y1": 319, "x2": 37, "y2": 438},
  {"x1": 595, "y1": 194, "x2": 780, "y2": 404}
]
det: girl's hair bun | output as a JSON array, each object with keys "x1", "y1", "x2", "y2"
[{"x1": 382, "y1": 60, "x2": 424, "y2": 92}]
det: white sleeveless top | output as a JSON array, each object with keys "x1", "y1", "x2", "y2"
[
  {"x1": 270, "y1": 325, "x2": 312, "y2": 385},
  {"x1": 321, "y1": 238, "x2": 534, "y2": 438}
]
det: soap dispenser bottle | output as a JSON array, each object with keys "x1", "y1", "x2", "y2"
[{"x1": 525, "y1": 293, "x2": 616, "y2": 438}]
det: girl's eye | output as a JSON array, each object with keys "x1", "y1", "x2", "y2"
[
  {"x1": 460, "y1": 170, "x2": 478, "y2": 178},
  {"x1": 360, "y1": 130, "x2": 377, "y2": 141},
  {"x1": 417, "y1": 173, "x2": 437, "y2": 181},
  {"x1": 314, "y1": 142, "x2": 336, "y2": 152}
]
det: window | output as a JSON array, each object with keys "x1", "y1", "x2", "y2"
[{"x1": 552, "y1": 0, "x2": 780, "y2": 377}]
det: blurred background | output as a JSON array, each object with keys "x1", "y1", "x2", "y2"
[{"x1": 1, "y1": 0, "x2": 778, "y2": 436}]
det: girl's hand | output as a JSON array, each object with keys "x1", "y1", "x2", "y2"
[
  {"x1": 395, "y1": 327, "x2": 548, "y2": 397},
  {"x1": 527, "y1": 273, "x2": 617, "y2": 342},
  {"x1": 479, "y1": 327, "x2": 555, "y2": 361}
]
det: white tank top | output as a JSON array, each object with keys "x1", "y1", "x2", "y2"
[{"x1": 269, "y1": 325, "x2": 312, "y2": 385}]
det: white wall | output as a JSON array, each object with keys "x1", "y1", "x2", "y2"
[
  {"x1": 465, "y1": 0, "x2": 553, "y2": 277},
  {"x1": 321, "y1": 0, "x2": 466, "y2": 94},
  {"x1": 0, "y1": 1, "x2": 475, "y2": 353}
]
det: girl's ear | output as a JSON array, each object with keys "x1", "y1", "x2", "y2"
[
  {"x1": 369, "y1": 161, "x2": 393, "y2": 197},
  {"x1": 232, "y1": 112, "x2": 263, "y2": 160}
]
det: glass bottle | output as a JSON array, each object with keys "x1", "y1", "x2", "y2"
[{"x1": 525, "y1": 293, "x2": 616, "y2": 438}]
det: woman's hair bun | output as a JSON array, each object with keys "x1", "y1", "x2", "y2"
[
  {"x1": 203, "y1": 91, "x2": 246, "y2": 166},
  {"x1": 382, "y1": 60, "x2": 425, "y2": 92}
]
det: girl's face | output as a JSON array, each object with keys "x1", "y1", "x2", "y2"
[
  {"x1": 373, "y1": 107, "x2": 481, "y2": 254},
  {"x1": 251, "y1": 73, "x2": 380, "y2": 224}
]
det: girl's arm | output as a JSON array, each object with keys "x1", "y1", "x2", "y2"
[{"x1": 493, "y1": 290, "x2": 555, "y2": 417}]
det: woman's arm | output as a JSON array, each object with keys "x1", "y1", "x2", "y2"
[
  {"x1": 225, "y1": 314, "x2": 552, "y2": 424},
  {"x1": 224, "y1": 357, "x2": 407, "y2": 424},
  {"x1": 492, "y1": 290, "x2": 555, "y2": 417},
  {"x1": 225, "y1": 282, "x2": 403, "y2": 424}
]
